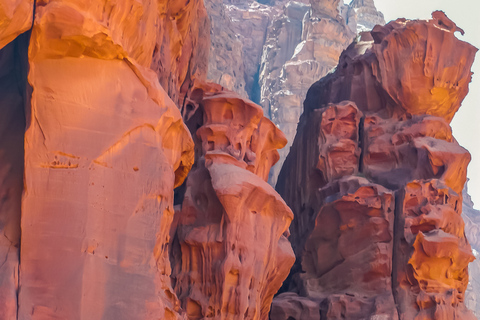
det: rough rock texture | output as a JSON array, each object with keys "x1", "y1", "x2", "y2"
[
  {"x1": 204, "y1": 0, "x2": 248, "y2": 96},
  {"x1": 172, "y1": 82, "x2": 295, "y2": 320},
  {"x1": 16, "y1": 0, "x2": 212, "y2": 319},
  {"x1": 0, "y1": 31, "x2": 29, "y2": 320},
  {"x1": 273, "y1": 12, "x2": 478, "y2": 320},
  {"x1": 151, "y1": 0, "x2": 210, "y2": 105},
  {"x1": 305, "y1": 12, "x2": 476, "y2": 122},
  {"x1": 0, "y1": 1, "x2": 478, "y2": 319},
  {"x1": 463, "y1": 184, "x2": 480, "y2": 318},
  {"x1": 258, "y1": 0, "x2": 384, "y2": 184},
  {"x1": 226, "y1": 2, "x2": 276, "y2": 97},
  {"x1": 394, "y1": 180, "x2": 474, "y2": 319},
  {"x1": 0, "y1": 0, "x2": 33, "y2": 50},
  {"x1": 0, "y1": 3, "x2": 33, "y2": 317},
  {"x1": 349, "y1": 0, "x2": 385, "y2": 32},
  {"x1": 204, "y1": 0, "x2": 384, "y2": 184}
]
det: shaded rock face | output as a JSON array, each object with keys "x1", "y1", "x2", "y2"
[
  {"x1": 171, "y1": 82, "x2": 295, "y2": 320},
  {"x1": 274, "y1": 12, "x2": 478, "y2": 320},
  {"x1": 205, "y1": 0, "x2": 385, "y2": 184},
  {"x1": 0, "y1": 31, "x2": 29, "y2": 320},
  {"x1": 0, "y1": 4, "x2": 32, "y2": 317}
]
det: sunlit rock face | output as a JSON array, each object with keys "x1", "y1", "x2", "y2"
[
  {"x1": 0, "y1": 0, "x2": 212, "y2": 319},
  {"x1": 172, "y1": 82, "x2": 295, "y2": 320},
  {"x1": 0, "y1": 0, "x2": 33, "y2": 50},
  {"x1": 204, "y1": 0, "x2": 384, "y2": 184},
  {"x1": 273, "y1": 12, "x2": 478, "y2": 320},
  {"x1": 0, "y1": 1, "x2": 478, "y2": 319}
]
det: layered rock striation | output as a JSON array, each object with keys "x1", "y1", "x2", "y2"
[{"x1": 273, "y1": 12, "x2": 478, "y2": 320}]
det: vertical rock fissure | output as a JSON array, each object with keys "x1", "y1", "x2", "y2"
[
  {"x1": 0, "y1": 30, "x2": 30, "y2": 320},
  {"x1": 357, "y1": 115, "x2": 365, "y2": 174},
  {"x1": 391, "y1": 190, "x2": 403, "y2": 320}
]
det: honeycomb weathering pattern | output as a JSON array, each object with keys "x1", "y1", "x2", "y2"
[
  {"x1": 0, "y1": 1, "x2": 478, "y2": 320},
  {"x1": 273, "y1": 11, "x2": 478, "y2": 320},
  {"x1": 172, "y1": 82, "x2": 294, "y2": 320}
]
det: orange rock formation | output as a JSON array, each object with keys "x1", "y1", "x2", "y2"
[
  {"x1": 19, "y1": 0, "x2": 201, "y2": 318},
  {"x1": 172, "y1": 82, "x2": 294, "y2": 319},
  {"x1": 0, "y1": 1, "x2": 478, "y2": 319},
  {"x1": 273, "y1": 11, "x2": 477, "y2": 320}
]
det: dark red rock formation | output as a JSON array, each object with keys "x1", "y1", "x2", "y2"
[
  {"x1": 273, "y1": 12, "x2": 478, "y2": 320},
  {"x1": 172, "y1": 82, "x2": 294, "y2": 319}
]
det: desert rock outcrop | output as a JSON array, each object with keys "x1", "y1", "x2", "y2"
[
  {"x1": 463, "y1": 184, "x2": 480, "y2": 318},
  {"x1": 273, "y1": 12, "x2": 478, "y2": 320},
  {"x1": 0, "y1": 1, "x2": 478, "y2": 319},
  {"x1": 172, "y1": 82, "x2": 295, "y2": 320},
  {"x1": 0, "y1": 0, "x2": 212, "y2": 318},
  {"x1": 205, "y1": 0, "x2": 385, "y2": 183}
]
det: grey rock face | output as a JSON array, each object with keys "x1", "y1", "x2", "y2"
[
  {"x1": 205, "y1": 0, "x2": 248, "y2": 96},
  {"x1": 463, "y1": 182, "x2": 480, "y2": 318}
]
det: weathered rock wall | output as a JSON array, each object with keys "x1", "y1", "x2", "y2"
[
  {"x1": 205, "y1": 0, "x2": 385, "y2": 184},
  {"x1": 19, "y1": 1, "x2": 202, "y2": 318},
  {"x1": 0, "y1": 1, "x2": 478, "y2": 320},
  {"x1": 463, "y1": 183, "x2": 480, "y2": 318},
  {"x1": 273, "y1": 12, "x2": 478, "y2": 320},
  {"x1": 0, "y1": 31, "x2": 29, "y2": 320},
  {"x1": 172, "y1": 82, "x2": 295, "y2": 319},
  {"x1": 0, "y1": 3, "x2": 33, "y2": 318},
  {"x1": 0, "y1": 0, "x2": 211, "y2": 319}
]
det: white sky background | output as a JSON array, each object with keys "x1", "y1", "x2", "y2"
[{"x1": 374, "y1": 0, "x2": 480, "y2": 208}]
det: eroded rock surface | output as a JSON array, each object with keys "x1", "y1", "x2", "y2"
[
  {"x1": 0, "y1": 1, "x2": 478, "y2": 319},
  {"x1": 205, "y1": 0, "x2": 384, "y2": 184},
  {"x1": 0, "y1": 0, "x2": 33, "y2": 50},
  {"x1": 18, "y1": 1, "x2": 206, "y2": 319},
  {"x1": 274, "y1": 12, "x2": 478, "y2": 320},
  {"x1": 463, "y1": 184, "x2": 480, "y2": 318},
  {"x1": 0, "y1": 31, "x2": 29, "y2": 320},
  {"x1": 172, "y1": 82, "x2": 295, "y2": 320}
]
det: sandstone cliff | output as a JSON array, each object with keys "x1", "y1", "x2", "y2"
[
  {"x1": 205, "y1": 0, "x2": 385, "y2": 184},
  {"x1": 0, "y1": 0, "x2": 206, "y2": 319},
  {"x1": 273, "y1": 12, "x2": 478, "y2": 319},
  {"x1": 0, "y1": 1, "x2": 478, "y2": 319},
  {"x1": 172, "y1": 82, "x2": 294, "y2": 319}
]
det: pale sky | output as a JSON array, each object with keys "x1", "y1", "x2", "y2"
[{"x1": 374, "y1": 0, "x2": 480, "y2": 208}]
